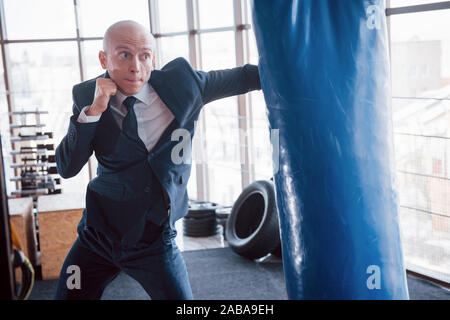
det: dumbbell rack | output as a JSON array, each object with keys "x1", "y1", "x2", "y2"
[
  {"x1": 8, "y1": 110, "x2": 60, "y2": 199},
  {"x1": 8, "y1": 110, "x2": 61, "y2": 262}
]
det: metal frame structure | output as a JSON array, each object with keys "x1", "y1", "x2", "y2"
[{"x1": 386, "y1": 1, "x2": 450, "y2": 16}]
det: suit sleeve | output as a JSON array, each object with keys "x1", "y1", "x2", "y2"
[
  {"x1": 55, "y1": 85, "x2": 98, "y2": 179},
  {"x1": 195, "y1": 64, "x2": 261, "y2": 105}
]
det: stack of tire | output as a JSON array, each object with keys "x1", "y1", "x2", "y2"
[
  {"x1": 225, "y1": 179, "x2": 282, "y2": 260},
  {"x1": 215, "y1": 206, "x2": 232, "y2": 240},
  {"x1": 183, "y1": 201, "x2": 221, "y2": 237}
]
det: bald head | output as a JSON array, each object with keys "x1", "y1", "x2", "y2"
[
  {"x1": 103, "y1": 20, "x2": 156, "y2": 53},
  {"x1": 99, "y1": 20, "x2": 156, "y2": 96}
]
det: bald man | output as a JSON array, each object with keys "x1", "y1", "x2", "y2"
[{"x1": 54, "y1": 20, "x2": 261, "y2": 300}]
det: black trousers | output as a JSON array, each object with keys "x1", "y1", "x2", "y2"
[{"x1": 54, "y1": 218, "x2": 193, "y2": 300}]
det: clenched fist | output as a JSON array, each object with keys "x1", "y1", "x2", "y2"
[{"x1": 85, "y1": 78, "x2": 117, "y2": 116}]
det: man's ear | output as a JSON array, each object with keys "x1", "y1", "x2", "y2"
[
  {"x1": 99, "y1": 50, "x2": 107, "y2": 70},
  {"x1": 152, "y1": 55, "x2": 155, "y2": 70}
]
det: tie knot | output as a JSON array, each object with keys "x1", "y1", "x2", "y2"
[{"x1": 123, "y1": 96, "x2": 137, "y2": 110}]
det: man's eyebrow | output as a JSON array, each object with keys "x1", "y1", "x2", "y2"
[
  {"x1": 115, "y1": 45, "x2": 132, "y2": 51},
  {"x1": 114, "y1": 46, "x2": 153, "y2": 52}
]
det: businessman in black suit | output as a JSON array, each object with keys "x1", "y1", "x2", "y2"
[{"x1": 54, "y1": 20, "x2": 261, "y2": 300}]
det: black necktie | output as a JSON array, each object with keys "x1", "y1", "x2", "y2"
[{"x1": 122, "y1": 96, "x2": 139, "y2": 142}]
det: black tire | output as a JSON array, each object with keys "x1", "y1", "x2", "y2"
[
  {"x1": 184, "y1": 214, "x2": 216, "y2": 221},
  {"x1": 183, "y1": 215, "x2": 216, "y2": 224},
  {"x1": 183, "y1": 225, "x2": 220, "y2": 237},
  {"x1": 226, "y1": 180, "x2": 280, "y2": 260},
  {"x1": 186, "y1": 211, "x2": 215, "y2": 219},
  {"x1": 183, "y1": 225, "x2": 217, "y2": 234},
  {"x1": 186, "y1": 201, "x2": 219, "y2": 218},
  {"x1": 183, "y1": 219, "x2": 216, "y2": 231},
  {"x1": 183, "y1": 211, "x2": 217, "y2": 237}
]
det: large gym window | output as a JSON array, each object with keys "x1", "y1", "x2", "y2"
[{"x1": 388, "y1": 0, "x2": 450, "y2": 284}]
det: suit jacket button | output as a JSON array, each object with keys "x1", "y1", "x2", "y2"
[
  {"x1": 69, "y1": 129, "x2": 75, "y2": 143},
  {"x1": 144, "y1": 186, "x2": 151, "y2": 193}
]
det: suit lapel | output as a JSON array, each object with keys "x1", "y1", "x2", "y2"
[{"x1": 149, "y1": 68, "x2": 186, "y2": 127}]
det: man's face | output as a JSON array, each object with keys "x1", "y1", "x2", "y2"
[{"x1": 99, "y1": 27, "x2": 155, "y2": 96}]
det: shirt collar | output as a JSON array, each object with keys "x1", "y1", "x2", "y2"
[{"x1": 114, "y1": 82, "x2": 152, "y2": 107}]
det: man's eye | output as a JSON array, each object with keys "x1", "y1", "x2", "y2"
[
  {"x1": 120, "y1": 52, "x2": 128, "y2": 58},
  {"x1": 143, "y1": 54, "x2": 149, "y2": 59}
]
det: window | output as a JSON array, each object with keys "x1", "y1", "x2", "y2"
[
  {"x1": 389, "y1": 2, "x2": 450, "y2": 283},
  {"x1": 199, "y1": 31, "x2": 240, "y2": 205},
  {"x1": 0, "y1": 58, "x2": 13, "y2": 194},
  {"x1": 156, "y1": 0, "x2": 188, "y2": 34},
  {"x1": 200, "y1": 31, "x2": 236, "y2": 71},
  {"x1": 198, "y1": 0, "x2": 234, "y2": 29},
  {"x1": 390, "y1": 10, "x2": 450, "y2": 99},
  {"x1": 82, "y1": 40, "x2": 105, "y2": 80},
  {"x1": 159, "y1": 35, "x2": 189, "y2": 67},
  {"x1": 7, "y1": 42, "x2": 89, "y2": 194},
  {"x1": 77, "y1": 0, "x2": 150, "y2": 38},
  {"x1": 3, "y1": 0, "x2": 76, "y2": 39}
]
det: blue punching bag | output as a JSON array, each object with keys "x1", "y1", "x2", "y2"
[{"x1": 252, "y1": 0, "x2": 409, "y2": 299}]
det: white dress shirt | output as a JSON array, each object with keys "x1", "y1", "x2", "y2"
[{"x1": 77, "y1": 82, "x2": 175, "y2": 152}]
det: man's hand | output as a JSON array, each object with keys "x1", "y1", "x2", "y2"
[{"x1": 85, "y1": 78, "x2": 117, "y2": 116}]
